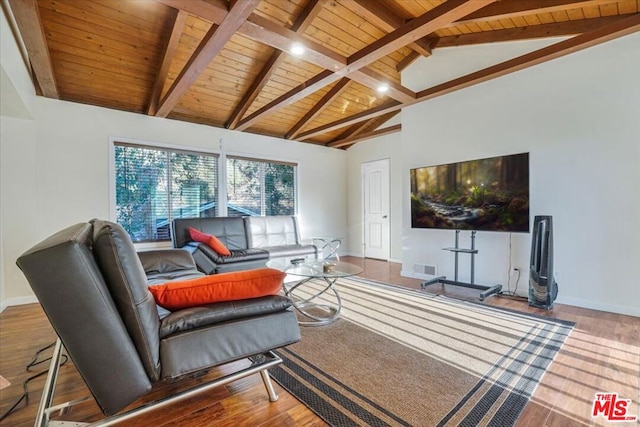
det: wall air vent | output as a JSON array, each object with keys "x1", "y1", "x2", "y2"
[{"x1": 414, "y1": 264, "x2": 437, "y2": 276}]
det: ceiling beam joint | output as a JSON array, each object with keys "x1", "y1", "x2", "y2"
[{"x1": 155, "y1": 0, "x2": 259, "y2": 118}]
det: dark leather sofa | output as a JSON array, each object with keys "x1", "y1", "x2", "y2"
[
  {"x1": 172, "y1": 216, "x2": 317, "y2": 274},
  {"x1": 17, "y1": 219, "x2": 300, "y2": 425}
]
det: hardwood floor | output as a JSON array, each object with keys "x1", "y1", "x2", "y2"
[{"x1": 1, "y1": 257, "x2": 638, "y2": 426}]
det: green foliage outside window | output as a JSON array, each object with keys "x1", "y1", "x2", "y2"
[
  {"x1": 115, "y1": 145, "x2": 217, "y2": 242},
  {"x1": 226, "y1": 158, "x2": 296, "y2": 217},
  {"x1": 115, "y1": 144, "x2": 297, "y2": 242}
]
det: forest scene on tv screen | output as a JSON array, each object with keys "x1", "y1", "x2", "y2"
[{"x1": 410, "y1": 153, "x2": 529, "y2": 232}]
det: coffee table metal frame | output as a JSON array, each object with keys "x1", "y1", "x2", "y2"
[
  {"x1": 310, "y1": 236, "x2": 343, "y2": 260},
  {"x1": 266, "y1": 258, "x2": 362, "y2": 326}
]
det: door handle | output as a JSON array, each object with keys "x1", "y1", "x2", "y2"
[{"x1": 382, "y1": 215, "x2": 388, "y2": 219}]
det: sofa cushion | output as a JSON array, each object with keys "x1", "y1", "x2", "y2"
[
  {"x1": 138, "y1": 249, "x2": 201, "y2": 278},
  {"x1": 158, "y1": 295, "x2": 292, "y2": 338},
  {"x1": 172, "y1": 217, "x2": 249, "y2": 250},
  {"x1": 189, "y1": 227, "x2": 231, "y2": 256},
  {"x1": 262, "y1": 244, "x2": 318, "y2": 259},
  {"x1": 160, "y1": 311, "x2": 300, "y2": 380},
  {"x1": 148, "y1": 268, "x2": 285, "y2": 311},
  {"x1": 244, "y1": 216, "x2": 300, "y2": 248},
  {"x1": 197, "y1": 244, "x2": 269, "y2": 264}
]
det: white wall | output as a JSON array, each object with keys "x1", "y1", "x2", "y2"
[
  {"x1": 400, "y1": 34, "x2": 640, "y2": 316},
  {"x1": 1, "y1": 3, "x2": 36, "y2": 309},
  {"x1": 0, "y1": 96, "x2": 347, "y2": 305},
  {"x1": 0, "y1": 1, "x2": 34, "y2": 118}
]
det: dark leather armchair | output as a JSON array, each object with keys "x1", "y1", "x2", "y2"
[{"x1": 16, "y1": 219, "x2": 300, "y2": 426}]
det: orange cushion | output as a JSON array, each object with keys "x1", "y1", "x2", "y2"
[
  {"x1": 188, "y1": 227, "x2": 231, "y2": 256},
  {"x1": 148, "y1": 268, "x2": 285, "y2": 311}
]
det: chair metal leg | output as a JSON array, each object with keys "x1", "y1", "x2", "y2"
[
  {"x1": 34, "y1": 346, "x2": 283, "y2": 426},
  {"x1": 260, "y1": 369, "x2": 279, "y2": 402},
  {"x1": 35, "y1": 338, "x2": 63, "y2": 427}
]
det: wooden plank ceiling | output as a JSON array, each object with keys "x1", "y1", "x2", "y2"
[{"x1": 8, "y1": 0, "x2": 640, "y2": 149}]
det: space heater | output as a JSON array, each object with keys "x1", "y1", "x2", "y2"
[{"x1": 528, "y1": 215, "x2": 558, "y2": 309}]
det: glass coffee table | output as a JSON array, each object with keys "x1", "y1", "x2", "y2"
[{"x1": 266, "y1": 257, "x2": 363, "y2": 326}]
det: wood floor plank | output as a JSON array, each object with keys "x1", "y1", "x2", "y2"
[{"x1": 0, "y1": 257, "x2": 637, "y2": 426}]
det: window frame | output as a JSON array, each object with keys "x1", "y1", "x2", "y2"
[
  {"x1": 109, "y1": 138, "x2": 300, "y2": 248},
  {"x1": 225, "y1": 154, "x2": 298, "y2": 217},
  {"x1": 110, "y1": 139, "x2": 220, "y2": 245}
]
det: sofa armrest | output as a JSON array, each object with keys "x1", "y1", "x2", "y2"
[
  {"x1": 138, "y1": 249, "x2": 198, "y2": 276},
  {"x1": 181, "y1": 243, "x2": 218, "y2": 275}
]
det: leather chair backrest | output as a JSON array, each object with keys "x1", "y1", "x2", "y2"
[
  {"x1": 172, "y1": 217, "x2": 249, "y2": 250},
  {"x1": 91, "y1": 219, "x2": 161, "y2": 381},
  {"x1": 245, "y1": 216, "x2": 301, "y2": 248},
  {"x1": 16, "y1": 222, "x2": 152, "y2": 415}
]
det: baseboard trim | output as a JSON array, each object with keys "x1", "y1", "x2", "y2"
[
  {"x1": 555, "y1": 295, "x2": 640, "y2": 318},
  {"x1": 343, "y1": 252, "x2": 401, "y2": 264},
  {"x1": 401, "y1": 270, "x2": 637, "y2": 316},
  {"x1": 400, "y1": 269, "x2": 433, "y2": 281},
  {"x1": 0, "y1": 295, "x2": 38, "y2": 313},
  {"x1": 343, "y1": 251, "x2": 363, "y2": 258}
]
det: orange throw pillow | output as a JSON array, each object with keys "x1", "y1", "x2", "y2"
[
  {"x1": 188, "y1": 227, "x2": 231, "y2": 256},
  {"x1": 148, "y1": 268, "x2": 285, "y2": 311}
]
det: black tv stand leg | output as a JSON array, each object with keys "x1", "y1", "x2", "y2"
[
  {"x1": 421, "y1": 278, "x2": 502, "y2": 301},
  {"x1": 420, "y1": 276, "x2": 446, "y2": 290},
  {"x1": 478, "y1": 284, "x2": 502, "y2": 301}
]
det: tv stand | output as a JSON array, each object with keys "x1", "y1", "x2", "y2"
[{"x1": 420, "y1": 230, "x2": 502, "y2": 301}]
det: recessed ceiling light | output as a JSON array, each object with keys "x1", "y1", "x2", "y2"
[
  {"x1": 290, "y1": 43, "x2": 305, "y2": 56},
  {"x1": 377, "y1": 84, "x2": 389, "y2": 93}
]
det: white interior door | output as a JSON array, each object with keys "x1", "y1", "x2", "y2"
[{"x1": 363, "y1": 159, "x2": 390, "y2": 260}]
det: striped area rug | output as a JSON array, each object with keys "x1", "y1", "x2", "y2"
[{"x1": 270, "y1": 277, "x2": 573, "y2": 426}]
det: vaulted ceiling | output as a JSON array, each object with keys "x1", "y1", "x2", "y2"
[{"x1": 7, "y1": 0, "x2": 640, "y2": 149}]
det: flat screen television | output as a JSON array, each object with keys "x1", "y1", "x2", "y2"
[{"x1": 410, "y1": 152, "x2": 529, "y2": 232}]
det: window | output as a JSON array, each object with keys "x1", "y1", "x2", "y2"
[
  {"x1": 114, "y1": 143, "x2": 218, "y2": 242},
  {"x1": 226, "y1": 157, "x2": 296, "y2": 217}
]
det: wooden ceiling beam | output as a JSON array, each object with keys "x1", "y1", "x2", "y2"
[
  {"x1": 359, "y1": 110, "x2": 401, "y2": 134},
  {"x1": 155, "y1": 0, "x2": 228, "y2": 23},
  {"x1": 226, "y1": 0, "x2": 327, "y2": 130},
  {"x1": 417, "y1": 13, "x2": 640, "y2": 100},
  {"x1": 235, "y1": 70, "x2": 342, "y2": 131},
  {"x1": 159, "y1": 0, "x2": 424, "y2": 128},
  {"x1": 155, "y1": 0, "x2": 258, "y2": 118},
  {"x1": 327, "y1": 123, "x2": 401, "y2": 149},
  {"x1": 157, "y1": 0, "x2": 346, "y2": 71},
  {"x1": 348, "y1": 0, "x2": 433, "y2": 56},
  {"x1": 432, "y1": 15, "x2": 633, "y2": 48},
  {"x1": 235, "y1": 63, "x2": 416, "y2": 131},
  {"x1": 234, "y1": 62, "x2": 416, "y2": 131},
  {"x1": 286, "y1": 78, "x2": 351, "y2": 140},
  {"x1": 447, "y1": 0, "x2": 618, "y2": 28},
  {"x1": 345, "y1": 0, "x2": 497, "y2": 73},
  {"x1": 396, "y1": 51, "x2": 422, "y2": 73},
  {"x1": 332, "y1": 121, "x2": 370, "y2": 142},
  {"x1": 331, "y1": 110, "x2": 400, "y2": 142},
  {"x1": 299, "y1": 100, "x2": 402, "y2": 141},
  {"x1": 242, "y1": 14, "x2": 345, "y2": 70},
  {"x1": 349, "y1": 68, "x2": 415, "y2": 103},
  {"x1": 147, "y1": 10, "x2": 187, "y2": 116},
  {"x1": 8, "y1": 0, "x2": 58, "y2": 98},
  {"x1": 231, "y1": 12, "x2": 417, "y2": 104},
  {"x1": 238, "y1": 0, "x2": 492, "y2": 131},
  {"x1": 298, "y1": 13, "x2": 640, "y2": 141}
]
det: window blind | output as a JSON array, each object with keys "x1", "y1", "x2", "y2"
[
  {"x1": 226, "y1": 157, "x2": 296, "y2": 217},
  {"x1": 114, "y1": 143, "x2": 218, "y2": 242}
]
